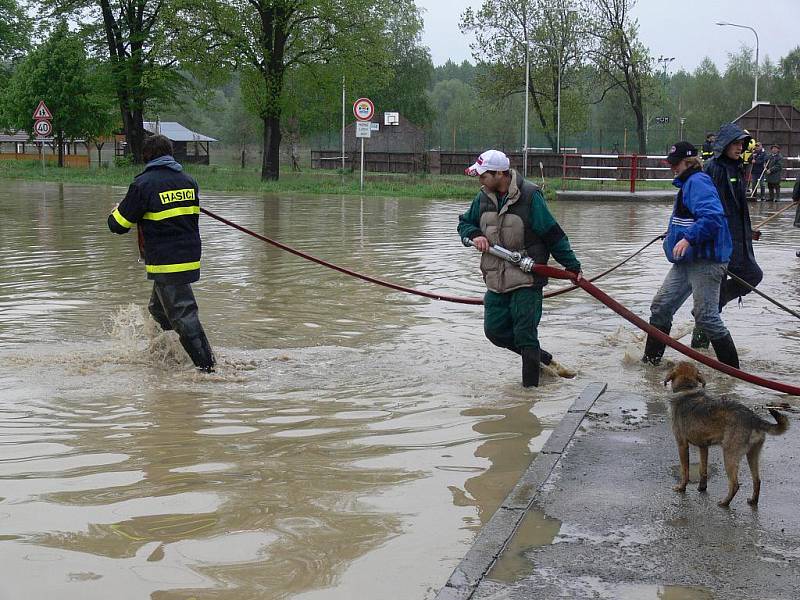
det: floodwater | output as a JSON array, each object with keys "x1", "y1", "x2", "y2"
[{"x1": 0, "y1": 180, "x2": 798, "y2": 599}]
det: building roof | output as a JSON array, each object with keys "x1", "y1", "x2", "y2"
[{"x1": 143, "y1": 122, "x2": 217, "y2": 143}]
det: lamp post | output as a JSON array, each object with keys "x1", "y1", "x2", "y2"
[
  {"x1": 522, "y1": 7, "x2": 575, "y2": 176},
  {"x1": 716, "y1": 21, "x2": 759, "y2": 105},
  {"x1": 523, "y1": 35, "x2": 530, "y2": 177}
]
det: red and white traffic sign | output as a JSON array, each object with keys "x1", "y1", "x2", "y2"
[
  {"x1": 32, "y1": 100, "x2": 53, "y2": 120},
  {"x1": 353, "y1": 98, "x2": 374, "y2": 122},
  {"x1": 34, "y1": 119, "x2": 52, "y2": 138}
]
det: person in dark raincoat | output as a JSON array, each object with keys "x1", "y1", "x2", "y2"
[
  {"x1": 765, "y1": 144, "x2": 784, "y2": 201},
  {"x1": 691, "y1": 123, "x2": 763, "y2": 351}
]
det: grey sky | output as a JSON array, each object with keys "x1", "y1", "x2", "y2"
[{"x1": 417, "y1": 0, "x2": 799, "y2": 74}]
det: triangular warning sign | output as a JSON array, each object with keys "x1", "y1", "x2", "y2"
[{"x1": 32, "y1": 100, "x2": 53, "y2": 120}]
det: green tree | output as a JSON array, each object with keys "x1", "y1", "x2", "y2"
[
  {"x1": 179, "y1": 0, "x2": 426, "y2": 181},
  {"x1": 461, "y1": 0, "x2": 585, "y2": 151},
  {"x1": 580, "y1": 0, "x2": 654, "y2": 154},
  {"x1": 2, "y1": 22, "x2": 112, "y2": 166},
  {"x1": 42, "y1": 0, "x2": 188, "y2": 163}
]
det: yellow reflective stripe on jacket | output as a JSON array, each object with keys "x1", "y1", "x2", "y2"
[
  {"x1": 145, "y1": 261, "x2": 201, "y2": 274},
  {"x1": 112, "y1": 208, "x2": 134, "y2": 229},
  {"x1": 142, "y1": 205, "x2": 201, "y2": 221}
]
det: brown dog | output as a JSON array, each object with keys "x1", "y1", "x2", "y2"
[{"x1": 664, "y1": 361, "x2": 789, "y2": 507}]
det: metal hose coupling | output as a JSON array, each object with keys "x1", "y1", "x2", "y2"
[{"x1": 462, "y1": 238, "x2": 535, "y2": 272}]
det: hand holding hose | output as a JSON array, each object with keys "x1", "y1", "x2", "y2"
[{"x1": 470, "y1": 236, "x2": 490, "y2": 253}]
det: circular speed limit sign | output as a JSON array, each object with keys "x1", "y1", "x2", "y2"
[
  {"x1": 353, "y1": 98, "x2": 375, "y2": 122},
  {"x1": 34, "y1": 119, "x2": 52, "y2": 138}
]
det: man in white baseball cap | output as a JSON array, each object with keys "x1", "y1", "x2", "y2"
[
  {"x1": 465, "y1": 149, "x2": 510, "y2": 176},
  {"x1": 458, "y1": 149, "x2": 583, "y2": 387}
]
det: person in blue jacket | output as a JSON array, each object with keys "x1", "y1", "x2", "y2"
[{"x1": 642, "y1": 142, "x2": 739, "y2": 368}]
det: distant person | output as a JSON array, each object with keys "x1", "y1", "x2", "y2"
[
  {"x1": 107, "y1": 134, "x2": 215, "y2": 372},
  {"x1": 642, "y1": 142, "x2": 737, "y2": 367},
  {"x1": 701, "y1": 132, "x2": 716, "y2": 161},
  {"x1": 765, "y1": 144, "x2": 784, "y2": 201},
  {"x1": 612, "y1": 142, "x2": 620, "y2": 154},
  {"x1": 750, "y1": 141, "x2": 767, "y2": 201},
  {"x1": 458, "y1": 150, "x2": 583, "y2": 387},
  {"x1": 692, "y1": 123, "x2": 762, "y2": 350},
  {"x1": 742, "y1": 135, "x2": 755, "y2": 189}
]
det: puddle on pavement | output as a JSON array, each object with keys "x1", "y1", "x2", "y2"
[
  {"x1": 485, "y1": 509, "x2": 561, "y2": 583},
  {"x1": 595, "y1": 582, "x2": 715, "y2": 599}
]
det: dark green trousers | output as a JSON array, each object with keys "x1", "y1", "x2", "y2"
[{"x1": 483, "y1": 287, "x2": 543, "y2": 352}]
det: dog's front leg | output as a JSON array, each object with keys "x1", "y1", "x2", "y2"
[
  {"x1": 674, "y1": 441, "x2": 690, "y2": 493},
  {"x1": 698, "y1": 446, "x2": 708, "y2": 492}
]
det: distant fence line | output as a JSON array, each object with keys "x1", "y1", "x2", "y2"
[{"x1": 311, "y1": 150, "x2": 800, "y2": 192}]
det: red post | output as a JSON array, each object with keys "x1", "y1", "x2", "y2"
[
  {"x1": 629, "y1": 154, "x2": 638, "y2": 193},
  {"x1": 561, "y1": 152, "x2": 567, "y2": 189}
]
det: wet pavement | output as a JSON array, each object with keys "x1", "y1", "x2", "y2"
[{"x1": 463, "y1": 385, "x2": 800, "y2": 600}]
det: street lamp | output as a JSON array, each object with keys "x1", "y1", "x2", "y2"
[{"x1": 716, "y1": 21, "x2": 759, "y2": 105}]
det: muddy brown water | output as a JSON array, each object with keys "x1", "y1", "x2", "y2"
[{"x1": 0, "y1": 180, "x2": 798, "y2": 599}]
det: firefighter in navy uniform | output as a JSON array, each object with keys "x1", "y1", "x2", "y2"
[{"x1": 108, "y1": 134, "x2": 215, "y2": 372}]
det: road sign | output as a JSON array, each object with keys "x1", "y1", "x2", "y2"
[
  {"x1": 33, "y1": 100, "x2": 53, "y2": 120},
  {"x1": 356, "y1": 121, "x2": 372, "y2": 138},
  {"x1": 34, "y1": 119, "x2": 52, "y2": 138},
  {"x1": 370, "y1": 122, "x2": 379, "y2": 132},
  {"x1": 353, "y1": 98, "x2": 374, "y2": 121},
  {"x1": 654, "y1": 116, "x2": 670, "y2": 124}
]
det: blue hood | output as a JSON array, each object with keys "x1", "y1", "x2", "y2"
[
  {"x1": 713, "y1": 123, "x2": 751, "y2": 158},
  {"x1": 145, "y1": 155, "x2": 183, "y2": 172}
]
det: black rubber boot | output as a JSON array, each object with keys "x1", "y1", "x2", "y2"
[
  {"x1": 710, "y1": 334, "x2": 739, "y2": 369},
  {"x1": 642, "y1": 324, "x2": 671, "y2": 366},
  {"x1": 690, "y1": 326, "x2": 710, "y2": 349},
  {"x1": 521, "y1": 347, "x2": 540, "y2": 388},
  {"x1": 180, "y1": 331, "x2": 216, "y2": 373}
]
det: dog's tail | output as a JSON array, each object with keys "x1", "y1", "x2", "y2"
[{"x1": 760, "y1": 409, "x2": 790, "y2": 435}]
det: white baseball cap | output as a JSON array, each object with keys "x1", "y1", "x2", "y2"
[{"x1": 465, "y1": 149, "x2": 510, "y2": 176}]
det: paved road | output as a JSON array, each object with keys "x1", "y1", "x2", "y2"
[{"x1": 471, "y1": 388, "x2": 800, "y2": 600}]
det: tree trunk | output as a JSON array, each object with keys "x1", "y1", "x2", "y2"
[
  {"x1": 261, "y1": 115, "x2": 281, "y2": 181},
  {"x1": 96, "y1": 142, "x2": 105, "y2": 165},
  {"x1": 634, "y1": 105, "x2": 646, "y2": 154}
]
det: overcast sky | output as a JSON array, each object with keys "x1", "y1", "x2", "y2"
[{"x1": 416, "y1": 0, "x2": 799, "y2": 73}]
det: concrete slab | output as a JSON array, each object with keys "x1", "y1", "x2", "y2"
[
  {"x1": 470, "y1": 389, "x2": 800, "y2": 600},
  {"x1": 556, "y1": 190, "x2": 673, "y2": 202}
]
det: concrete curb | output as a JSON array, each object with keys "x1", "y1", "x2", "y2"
[{"x1": 434, "y1": 382, "x2": 607, "y2": 600}]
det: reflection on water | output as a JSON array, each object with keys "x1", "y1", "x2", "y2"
[{"x1": 0, "y1": 180, "x2": 798, "y2": 598}]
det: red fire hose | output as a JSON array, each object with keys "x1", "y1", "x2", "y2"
[{"x1": 201, "y1": 208, "x2": 799, "y2": 396}]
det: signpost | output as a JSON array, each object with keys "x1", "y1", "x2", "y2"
[
  {"x1": 32, "y1": 100, "x2": 53, "y2": 172},
  {"x1": 353, "y1": 98, "x2": 374, "y2": 193}
]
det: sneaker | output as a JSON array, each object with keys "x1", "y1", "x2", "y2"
[{"x1": 690, "y1": 327, "x2": 710, "y2": 349}]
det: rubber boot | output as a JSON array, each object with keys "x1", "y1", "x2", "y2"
[
  {"x1": 690, "y1": 326, "x2": 710, "y2": 349},
  {"x1": 710, "y1": 333, "x2": 739, "y2": 369},
  {"x1": 642, "y1": 324, "x2": 670, "y2": 366},
  {"x1": 521, "y1": 347, "x2": 540, "y2": 388},
  {"x1": 180, "y1": 331, "x2": 216, "y2": 373}
]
